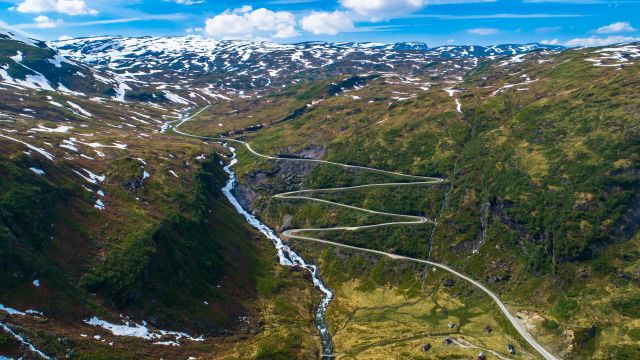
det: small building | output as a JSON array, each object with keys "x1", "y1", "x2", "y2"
[{"x1": 477, "y1": 351, "x2": 486, "y2": 360}]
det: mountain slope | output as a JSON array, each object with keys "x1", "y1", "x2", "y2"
[
  {"x1": 52, "y1": 35, "x2": 561, "y2": 104},
  {"x1": 0, "y1": 29, "x2": 114, "y2": 97},
  {"x1": 2, "y1": 27, "x2": 638, "y2": 359},
  {"x1": 0, "y1": 30, "x2": 322, "y2": 359},
  {"x1": 210, "y1": 42, "x2": 640, "y2": 359}
]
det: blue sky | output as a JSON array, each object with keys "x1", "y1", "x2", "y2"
[{"x1": 1, "y1": 0, "x2": 639, "y2": 46}]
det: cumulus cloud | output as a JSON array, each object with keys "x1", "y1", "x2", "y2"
[
  {"x1": 15, "y1": 0, "x2": 98, "y2": 16},
  {"x1": 204, "y1": 6, "x2": 298, "y2": 40},
  {"x1": 33, "y1": 15, "x2": 62, "y2": 28},
  {"x1": 468, "y1": 28, "x2": 499, "y2": 35},
  {"x1": 301, "y1": 11, "x2": 353, "y2": 35},
  {"x1": 340, "y1": 0, "x2": 426, "y2": 21},
  {"x1": 564, "y1": 35, "x2": 640, "y2": 47},
  {"x1": 596, "y1": 22, "x2": 636, "y2": 34}
]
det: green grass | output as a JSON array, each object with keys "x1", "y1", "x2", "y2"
[{"x1": 230, "y1": 45, "x2": 640, "y2": 358}]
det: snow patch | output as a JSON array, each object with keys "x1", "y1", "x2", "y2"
[
  {"x1": 0, "y1": 134, "x2": 54, "y2": 161},
  {"x1": 30, "y1": 125, "x2": 72, "y2": 133},
  {"x1": 94, "y1": 199, "x2": 105, "y2": 210},
  {"x1": 0, "y1": 304, "x2": 26, "y2": 316},
  {"x1": 84, "y1": 316, "x2": 204, "y2": 343},
  {"x1": 73, "y1": 168, "x2": 105, "y2": 184},
  {"x1": 10, "y1": 51, "x2": 23, "y2": 63},
  {"x1": 67, "y1": 101, "x2": 92, "y2": 117},
  {"x1": 29, "y1": 167, "x2": 45, "y2": 175}
]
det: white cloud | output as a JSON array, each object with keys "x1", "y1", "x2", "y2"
[
  {"x1": 468, "y1": 28, "x2": 499, "y2": 35},
  {"x1": 564, "y1": 35, "x2": 640, "y2": 47},
  {"x1": 171, "y1": 0, "x2": 202, "y2": 4},
  {"x1": 16, "y1": 0, "x2": 98, "y2": 16},
  {"x1": 340, "y1": 0, "x2": 426, "y2": 21},
  {"x1": 338, "y1": 0, "x2": 496, "y2": 20},
  {"x1": 67, "y1": 14, "x2": 185, "y2": 26},
  {"x1": 596, "y1": 22, "x2": 636, "y2": 34},
  {"x1": 33, "y1": 15, "x2": 62, "y2": 28},
  {"x1": 58, "y1": 35, "x2": 72, "y2": 40},
  {"x1": 301, "y1": 11, "x2": 353, "y2": 35},
  {"x1": 204, "y1": 6, "x2": 299, "y2": 40},
  {"x1": 540, "y1": 38, "x2": 559, "y2": 45}
]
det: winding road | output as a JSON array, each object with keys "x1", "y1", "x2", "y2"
[{"x1": 172, "y1": 107, "x2": 559, "y2": 360}]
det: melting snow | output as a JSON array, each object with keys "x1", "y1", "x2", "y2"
[
  {"x1": 25, "y1": 309, "x2": 44, "y2": 317},
  {"x1": 0, "y1": 68, "x2": 54, "y2": 91},
  {"x1": 47, "y1": 54, "x2": 72, "y2": 68},
  {"x1": 10, "y1": 51, "x2": 23, "y2": 63},
  {"x1": 94, "y1": 199, "x2": 105, "y2": 210},
  {"x1": 73, "y1": 168, "x2": 105, "y2": 184},
  {"x1": 84, "y1": 317, "x2": 204, "y2": 342},
  {"x1": 32, "y1": 280, "x2": 40, "y2": 287},
  {"x1": 29, "y1": 167, "x2": 45, "y2": 175},
  {"x1": 30, "y1": 125, "x2": 72, "y2": 133},
  {"x1": 455, "y1": 99, "x2": 462, "y2": 114},
  {"x1": 69, "y1": 137, "x2": 128, "y2": 149},
  {"x1": 60, "y1": 140, "x2": 79, "y2": 152},
  {"x1": 0, "y1": 28, "x2": 39, "y2": 47},
  {"x1": 0, "y1": 321, "x2": 52, "y2": 360},
  {"x1": 113, "y1": 82, "x2": 130, "y2": 102},
  {"x1": 67, "y1": 101, "x2": 92, "y2": 117},
  {"x1": 0, "y1": 304, "x2": 26, "y2": 316},
  {"x1": 0, "y1": 134, "x2": 54, "y2": 161},
  {"x1": 163, "y1": 91, "x2": 191, "y2": 105}
]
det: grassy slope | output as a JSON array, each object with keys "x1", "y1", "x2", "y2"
[
  {"x1": 0, "y1": 64, "x2": 322, "y2": 358},
  {"x1": 207, "y1": 45, "x2": 640, "y2": 358}
]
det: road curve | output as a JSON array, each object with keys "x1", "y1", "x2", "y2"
[
  {"x1": 172, "y1": 107, "x2": 558, "y2": 360},
  {"x1": 284, "y1": 235, "x2": 558, "y2": 360}
]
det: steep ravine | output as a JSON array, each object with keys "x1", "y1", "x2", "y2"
[{"x1": 220, "y1": 146, "x2": 336, "y2": 358}]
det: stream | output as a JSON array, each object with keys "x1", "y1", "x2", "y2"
[
  {"x1": 220, "y1": 146, "x2": 335, "y2": 358},
  {"x1": 0, "y1": 320, "x2": 51, "y2": 359}
]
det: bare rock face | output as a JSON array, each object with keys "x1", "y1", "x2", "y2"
[
  {"x1": 295, "y1": 145, "x2": 326, "y2": 160},
  {"x1": 281, "y1": 214, "x2": 294, "y2": 231},
  {"x1": 122, "y1": 177, "x2": 144, "y2": 192},
  {"x1": 235, "y1": 145, "x2": 325, "y2": 210},
  {"x1": 234, "y1": 183, "x2": 259, "y2": 210}
]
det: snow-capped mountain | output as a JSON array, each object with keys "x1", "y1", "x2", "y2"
[
  {"x1": 50, "y1": 35, "x2": 562, "y2": 103},
  {"x1": 0, "y1": 28, "x2": 115, "y2": 97},
  {"x1": 1, "y1": 27, "x2": 564, "y2": 106}
]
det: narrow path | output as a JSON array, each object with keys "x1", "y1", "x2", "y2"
[{"x1": 172, "y1": 108, "x2": 558, "y2": 360}]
